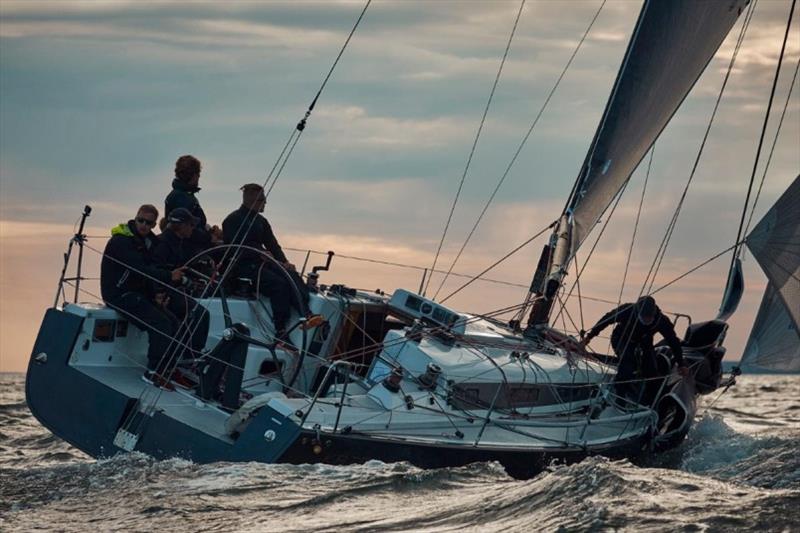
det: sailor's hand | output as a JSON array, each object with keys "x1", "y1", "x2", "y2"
[
  {"x1": 677, "y1": 365, "x2": 690, "y2": 378},
  {"x1": 154, "y1": 292, "x2": 169, "y2": 308},
  {"x1": 171, "y1": 266, "x2": 187, "y2": 282},
  {"x1": 190, "y1": 279, "x2": 206, "y2": 294}
]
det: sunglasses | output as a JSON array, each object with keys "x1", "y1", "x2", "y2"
[{"x1": 135, "y1": 217, "x2": 157, "y2": 227}]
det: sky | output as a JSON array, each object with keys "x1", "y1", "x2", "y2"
[{"x1": 0, "y1": 0, "x2": 798, "y2": 372}]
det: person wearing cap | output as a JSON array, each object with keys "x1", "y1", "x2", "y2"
[
  {"x1": 154, "y1": 207, "x2": 206, "y2": 269},
  {"x1": 222, "y1": 183, "x2": 319, "y2": 341},
  {"x1": 153, "y1": 207, "x2": 210, "y2": 360},
  {"x1": 581, "y1": 296, "x2": 688, "y2": 403},
  {"x1": 164, "y1": 155, "x2": 223, "y2": 246},
  {"x1": 100, "y1": 204, "x2": 186, "y2": 384}
]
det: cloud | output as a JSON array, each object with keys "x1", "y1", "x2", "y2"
[
  {"x1": 0, "y1": 219, "x2": 76, "y2": 238},
  {"x1": 308, "y1": 105, "x2": 474, "y2": 149}
]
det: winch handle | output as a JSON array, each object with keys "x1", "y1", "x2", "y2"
[{"x1": 312, "y1": 251, "x2": 335, "y2": 274}]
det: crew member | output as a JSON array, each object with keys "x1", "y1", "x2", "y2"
[
  {"x1": 164, "y1": 154, "x2": 222, "y2": 246},
  {"x1": 581, "y1": 296, "x2": 688, "y2": 404},
  {"x1": 222, "y1": 183, "x2": 319, "y2": 341},
  {"x1": 153, "y1": 207, "x2": 211, "y2": 361},
  {"x1": 100, "y1": 204, "x2": 185, "y2": 385}
]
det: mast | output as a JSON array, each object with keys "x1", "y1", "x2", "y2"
[{"x1": 524, "y1": 0, "x2": 750, "y2": 330}]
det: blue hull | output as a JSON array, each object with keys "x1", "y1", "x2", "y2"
[{"x1": 26, "y1": 309, "x2": 300, "y2": 463}]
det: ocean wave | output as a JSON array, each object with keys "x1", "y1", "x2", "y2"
[
  {"x1": 3, "y1": 453, "x2": 799, "y2": 532},
  {"x1": 1, "y1": 373, "x2": 799, "y2": 531},
  {"x1": 671, "y1": 415, "x2": 800, "y2": 489}
]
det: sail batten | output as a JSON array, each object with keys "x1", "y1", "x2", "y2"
[{"x1": 567, "y1": 0, "x2": 749, "y2": 253}]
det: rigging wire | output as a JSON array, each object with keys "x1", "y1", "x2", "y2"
[
  {"x1": 425, "y1": 0, "x2": 526, "y2": 297},
  {"x1": 286, "y1": 247, "x2": 534, "y2": 289},
  {"x1": 650, "y1": 241, "x2": 742, "y2": 296},
  {"x1": 82, "y1": 234, "x2": 623, "y2": 312},
  {"x1": 642, "y1": 0, "x2": 756, "y2": 293},
  {"x1": 431, "y1": 0, "x2": 608, "y2": 299},
  {"x1": 216, "y1": 0, "x2": 373, "y2": 290},
  {"x1": 617, "y1": 144, "x2": 653, "y2": 306},
  {"x1": 742, "y1": 56, "x2": 800, "y2": 239},
  {"x1": 439, "y1": 221, "x2": 555, "y2": 304},
  {"x1": 551, "y1": 180, "x2": 628, "y2": 325},
  {"x1": 305, "y1": 0, "x2": 372, "y2": 126},
  {"x1": 732, "y1": 0, "x2": 797, "y2": 262}
]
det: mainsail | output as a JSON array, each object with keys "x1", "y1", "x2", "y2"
[
  {"x1": 741, "y1": 175, "x2": 800, "y2": 372},
  {"x1": 566, "y1": 0, "x2": 749, "y2": 252}
]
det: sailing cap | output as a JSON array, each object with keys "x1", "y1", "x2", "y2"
[{"x1": 167, "y1": 207, "x2": 198, "y2": 225}]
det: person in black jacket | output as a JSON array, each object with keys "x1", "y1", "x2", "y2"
[
  {"x1": 581, "y1": 296, "x2": 688, "y2": 404},
  {"x1": 100, "y1": 205, "x2": 186, "y2": 379},
  {"x1": 153, "y1": 207, "x2": 211, "y2": 359},
  {"x1": 222, "y1": 183, "x2": 313, "y2": 339},
  {"x1": 164, "y1": 155, "x2": 222, "y2": 248}
]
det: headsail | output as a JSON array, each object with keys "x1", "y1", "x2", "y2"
[
  {"x1": 718, "y1": 257, "x2": 744, "y2": 321},
  {"x1": 741, "y1": 283, "x2": 800, "y2": 372},
  {"x1": 566, "y1": 0, "x2": 749, "y2": 252},
  {"x1": 741, "y1": 175, "x2": 800, "y2": 372}
]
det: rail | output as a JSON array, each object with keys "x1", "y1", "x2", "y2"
[{"x1": 298, "y1": 361, "x2": 352, "y2": 427}]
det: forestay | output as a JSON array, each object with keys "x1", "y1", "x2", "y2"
[
  {"x1": 741, "y1": 175, "x2": 800, "y2": 372},
  {"x1": 566, "y1": 0, "x2": 749, "y2": 253}
]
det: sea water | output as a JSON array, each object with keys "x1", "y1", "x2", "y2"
[{"x1": 1, "y1": 373, "x2": 798, "y2": 531}]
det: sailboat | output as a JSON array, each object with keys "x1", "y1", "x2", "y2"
[{"x1": 25, "y1": 0, "x2": 795, "y2": 479}]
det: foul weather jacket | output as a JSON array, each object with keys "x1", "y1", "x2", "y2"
[
  {"x1": 585, "y1": 303, "x2": 685, "y2": 365},
  {"x1": 152, "y1": 228, "x2": 204, "y2": 270},
  {"x1": 165, "y1": 179, "x2": 211, "y2": 246},
  {"x1": 100, "y1": 221, "x2": 171, "y2": 302},
  {"x1": 222, "y1": 205, "x2": 288, "y2": 269}
]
